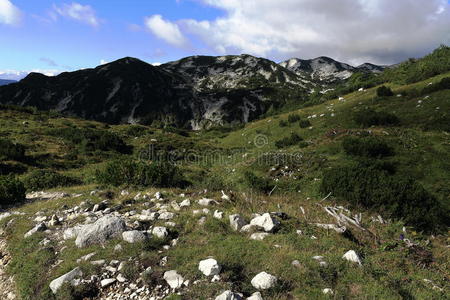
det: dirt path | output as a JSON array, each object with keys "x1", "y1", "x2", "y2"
[{"x1": 0, "y1": 235, "x2": 16, "y2": 299}]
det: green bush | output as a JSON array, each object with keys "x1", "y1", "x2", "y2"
[
  {"x1": 320, "y1": 164, "x2": 447, "y2": 232},
  {"x1": 354, "y1": 109, "x2": 400, "y2": 127},
  {"x1": 0, "y1": 138, "x2": 26, "y2": 161},
  {"x1": 95, "y1": 159, "x2": 187, "y2": 188},
  {"x1": 23, "y1": 170, "x2": 81, "y2": 191},
  {"x1": 55, "y1": 282, "x2": 98, "y2": 300},
  {"x1": 299, "y1": 119, "x2": 311, "y2": 128},
  {"x1": 421, "y1": 77, "x2": 450, "y2": 94},
  {"x1": 279, "y1": 120, "x2": 288, "y2": 127},
  {"x1": 0, "y1": 175, "x2": 25, "y2": 206},
  {"x1": 342, "y1": 136, "x2": 394, "y2": 158},
  {"x1": 376, "y1": 86, "x2": 394, "y2": 97},
  {"x1": 275, "y1": 133, "x2": 303, "y2": 149},
  {"x1": 46, "y1": 127, "x2": 131, "y2": 154},
  {"x1": 243, "y1": 171, "x2": 274, "y2": 193},
  {"x1": 287, "y1": 114, "x2": 301, "y2": 123}
]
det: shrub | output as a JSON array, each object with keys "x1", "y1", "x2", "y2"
[
  {"x1": 0, "y1": 138, "x2": 26, "y2": 161},
  {"x1": 376, "y1": 86, "x2": 394, "y2": 97},
  {"x1": 353, "y1": 109, "x2": 400, "y2": 127},
  {"x1": 0, "y1": 175, "x2": 25, "y2": 206},
  {"x1": 279, "y1": 120, "x2": 288, "y2": 127},
  {"x1": 243, "y1": 171, "x2": 274, "y2": 193},
  {"x1": 95, "y1": 159, "x2": 187, "y2": 188},
  {"x1": 275, "y1": 133, "x2": 303, "y2": 149},
  {"x1": 55, "y1": 282, "x2": 98, "y2": 300},
  {"x1": 342, "y1": 136, "x2": 394, "y2": 158},
  {"x1": 287, "y1": 114, "x2": 301, "y2": 123},
  {"x1": 320, "y1": 164, "x2": 447, "y2": 232},
  {"x1": 299, "y1": 120, "x2": 311, "y2": 128},
  {"x1": 421, "y1": 77, "x2": 450, "y2": 94},
  {"x1": 23, "y1": 170, "x2": 81, "y2": 191}
]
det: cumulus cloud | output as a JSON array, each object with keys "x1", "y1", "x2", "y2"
[
  {"x1": 144, "y1": 15, "x2": 189, "y2": 48},
  {"x1": 53, "y1": 2, "x2": 100, "y2": 27},
  {"x1": 175, "y1": 0, "x2": 450, "y2": 64},
  {"x1": 0, "y1": 0, "x2": 22, "y2": 26}
]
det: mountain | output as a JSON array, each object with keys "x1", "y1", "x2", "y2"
[
  {"x1": 280, "y1": 56, "x2": 385, "y2": 84},
  {"x1": 0, "y1": 79, "x2": 16, "y2": 86},
  {"x1": 0, "y1": 55, "x2": 312, "y2": 129}
]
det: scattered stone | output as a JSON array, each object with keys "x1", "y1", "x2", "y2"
[
  {"x1": 49, "y1": 267, "x2": 83, "y2": 294},
  {"x1": 75, "y1": 216, "x2": 126, "y2": 248},
  {"x1": 199, "y1": 258, "x2": 221, "y2": 276},
  {"x1": 215, "y1": 290, "x2": 243, "y2": 300},
  {"x1": 164, "y1": 270, "x2": 184, "y2": 289},
  {"x1": 213, "y1": 210, "x2": 224, "y2": 219},
  {"x1": 342, "y1": 250, "x2": 362, "y2": 265},
  {"x1": 76, "y1": 252, "x2": 96, "y2": 263},
  {"x1": 198, "y1": 216, "x2": 207, "y2": 225},
  {"x1": 315, "y1": 223, "x2": 346, "y2": 233},
  {"x1": 250, "y1": 213, "x2": 280, "y2": 232},
  {"x1": 247, "y1": 292, "x2": 264, "y2": 300},
  {"x1": 24, "y1": 223, "x2": 47, "y2": 238},
  {"x1": 251, "y1": 272, "x2": 277, "y2": 290},
  {"x1": 229, "y1": 214, "x2": 247, "y2": 231},
  {"x1": 91, "y1": 260, "x2": 106, "y2": 266},
  {"x1": 155, "y1": 192, "x2": 163, "y2": 200},
  {"x1": 122, "y1": 230, "x2": 147, "y2": 243},
  {"x1": 158, "y1": 212, "x2": 175, "y2": 220},
  {"x1": 117, "y1": 274, "x2": 127, "y2": 283},
  {"x1": 152, "y1": 226, "x2": 169, "y2": 239},
  {"x1": 323, "y1": 288, "x2": 334, "y2": 295},
  {"x1": 250, "y1": 233, "x2": 270, "y2": 241},
  {"x1": 180, "y1": 199, "x2": 191, "y2": 207},
  {"x1": 221, "y1": 190, "x2": 230, "y2": 201},
  {"x1": 240, "y1": 224, "x2": 258, "y2": 233},
  {"x1": 198, "y1": 198, "x2": 217, "y2": 206},
  {"x1": 101, "y1": 278, "x2": 116, "y2": 288},
  {"x1": 114, "y1": 244, "x2": 123, "y2": 252}
]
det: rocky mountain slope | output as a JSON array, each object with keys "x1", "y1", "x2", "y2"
[
  {"x1": 280, "y1": 56, "x2": 385, "y2": 84},
  {"x1": 0, "y1": 79, "x2": 16, "y2": 86}
]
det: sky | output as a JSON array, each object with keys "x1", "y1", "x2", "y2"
[{"x1": 0, "y1": 0, "x2": 449, "y2": 80}]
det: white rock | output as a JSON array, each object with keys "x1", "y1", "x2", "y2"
[
  {"x1": 199, "y1": 258, "x2": 221, "y2": 276},
  {"x1": 122, "y1": 230, "x2": 147, "y2": 243},
  {"x1": 180, "y1": 199, "x2": 191, "y2": 207},
  {"x1": 152, "y1": 226, "x2": 168, "y2": 239},
  {"x1": 171, "y1": 201, "x2": 181, "y2": 211},
  {"x1": 229, "y1": 214, "x2": 247, "y2": 231},
  {"x1": 213, "y1": 210, "x2": 224, "y2": 219},
  {"x1": 247, "y1": 292, "x2": 264, "y2": 300},
  {"x1": 221, "y1": 190, "x2": 230, "y2": 201},
  {"x1": 198, "y1": 198, "x2": 217, "y2": 206},
  {"x1": 76, "y1": 252, "x2": 96, "y2": 263},
  {"x1": 323, "y1": 288, "x2": 334, "y2": 295},
  {"x1": 240, "y1": 224, "x2": 258, "y2": 233},
  {"x1": 117, "y1": 274, "x2": 127, "y2": 283},
  {"x1": 164, "y1": 270, "x2": 184, "y2": 289},
  {"x1": 251, "y1": 272, "x2": 277, "y2": 290},
  {"x1": 250, "y1": 213, "x2": 280, "y2": 232},
  {"x1": 101, "y1": 278, "x2": 116, "y2": 288},
  {"x1": 24, "y1": 222, "x2": 47, "y2": 238},
  {"x1": 250, "y1": 233, "x2": 270, "y2": 241},
  {"x1": 215, "y1": 290, "x2": 242, "y2": 300},
  {"x1": 342, "y1": 250, "x2": 362, "y2": 265},
  {"x1": 49, "y1": 267, "x2": 83, "y2": 294},
  {"x1": 75, "y1": 216, "x2": 126, "y2": 248},
  {"x1": 158, "y1": 212, "x2": 175, "y2": 220}
]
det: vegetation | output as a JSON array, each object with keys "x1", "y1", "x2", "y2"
[
  {"x1": 0, "y1": 175, "x2": 25, "y2": 206},
  {"x1": 342, "y1": 136, "x2": 394, "y2": 158},
  {"x1": 353, "y1": 109, "x2": 400, "y2": 127},
  {"x1": 23, "y1": 170, "x2": 81, "y2": 191},
  {"x1": 274, "y1": 132, "x2": 303, "y2": 148},
  {"x1": 0, "y1": 138, "x2": 26, "y2": 161},
  {"x1": 376, "y1": 85, "x2": 394, "y2": 97}
]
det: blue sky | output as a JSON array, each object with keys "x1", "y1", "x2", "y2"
[{"x1": 1, "y1": 0, "x2": 449, "y2": 79}]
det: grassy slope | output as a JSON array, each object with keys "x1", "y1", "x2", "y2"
[{"x1": 0, "y1": 73, "x2": 449, "y2": 299}]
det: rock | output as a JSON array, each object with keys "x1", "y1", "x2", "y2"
[
  {"x1": 171, "y1": 201, "x2": 181, "y2": 211},
  {"x1": 48, "y1": 215, "x2": 61, "y2": 227},
  {"x1": 155, "y1": 192, "x2": 163, "y2": 200},
  {"x1": 229, "y1": 214, "x2": 246, "y2": 231},
  {"x1": 75, "y1": 216, "x2": 126, "y2": 248},
  {"x1": 91, "y1": 260, "x2": 106, "y2": 266},
  {"x1": 76, "y1": 252, "x2": 96, "y2": 263},
  {"x1": 122, "y1": 230, "x2": 147, "y2": 243},
  {"x1": 251, "y1": 272, "x2": 277, "y2": 290},
  {"x1": 180, "y1": 199, "x2": 191, "y2": 207},
  {"x1": 213, "y1": 210, "x2": 224, "y2": 219},
  {"x1": 199, "y1": 258, "x2": 221, "y2": 276},
  {"x1": 240, "y1": 224, "x2": 258, "y2": 233},
  {"x1": 158, "y1": 212, "x2": 175, "y2": 220},
  {"x1": 211, "y1": 274, "x2": 221, "y2": 282},
  {"x1": 163, "y1": 270, "x2": 184, "y2": 289},
  {"x1": 342, "y1": 250, "x2": 362, "y2": 265},
  {"x1": 215, "y1": 290, "x2": 242, "y2": 300},
  {"x1": 101, "y1": 278, "x2": 116, "y2": 288},
  {"x1": 117, "y1": 274, "x2": 127, "y2": 283},
  {"x1": 114, "y1": 244, "x2": 123, "y2": 252},
  {"x1": 250, "y1": 233, "x2": 270, "y2": 241},
  {"x1": 24, "y1": 223, "x2": 47, "y2": 238},
  {"x1": 221, "y1": 190, "x2": 230, "y2": 201},
  {"x1": 198, "y1": 198, "x2": 217, "y2": 206},
  {"x1": 250, "y1": 213, "x2": 280, "y2": 232},
  {"x1": 152, "y1": 226, "x2": 169, "y2": 239},
  {"x1": 291, "y1": 260, "x2": 301, "y2": 268},
  {"x1": 323, "y1": 288, "x2": 333, "y2": 295},
  {"x1": 198, "y1": 216, "x2": 207, "y2": 225},
  {"x1": 247, "y1": 292, "x2": 264, "y2": 300},
  {"x1": 49, "y1": 267, "x2": 83, "y2": 294},
  {"x1": 315, "y1": 223, "x2": 346, "y2": 233}
]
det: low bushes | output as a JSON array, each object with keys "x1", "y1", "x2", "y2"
[
  {"x1": 421, "y1": 76, "x2": 450, "y2": 94},
  {"x1": 376, "y1": 86, "x2": 394, "y2": 97},
  {"x1": 299, "y1": 119, "x2": 311, "y2": 128},
  {"x1": 95, "y1": 159, "x2": 187, "y2": 188},
  {"x1": 279, "y1": 120, "x2": 288, "y2": 127},
  {"x1": 0, "y1": 175, "x2": 25, "y2": 206},
  {"x1": 22, "y1": 170, "x2": 81, "y2": 191},
  {"x1": 320, "y1": 163, "x2": 447, "y2": 232},
  {"x1": 0, "y1": 138, "x2": 26, "y2": 161},
  {"x1": 287, "y1": 114, "x2": 301, "y2": 123},
  {"x1": 275, "y1": 133, "x2": 303, "y2": 149},
  {"x1": 243, "y1": 171, "x2": 274, "y2": 194},
  {"x1": 353, "y1": 109, "x2": 400, "y2": 127},
  {"x1": 342, "y1": 136, "x2": 394, "y2": 158}
]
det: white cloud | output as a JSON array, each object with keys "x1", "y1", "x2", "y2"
[
  {"x1": 144, "y1": 14, "x2": 189, "y2": 48},
  {"x1": 53, "y1": 2, "x2": 100, "y2": 27},
  {"x1": 174, "y1": 0, "x2": 450, "y2": 64},
  {"x1": 100, "y1": 59, "x2": 109, "y2": 65},
  {"x1": 0, "y1": 0, "x2": 22, "y2": 26},
  {"x1": 0, "y1": 69, "x2": 61, "y2": 80}
]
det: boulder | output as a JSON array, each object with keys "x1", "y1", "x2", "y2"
[
  {"x1": 164, "y1": 270, "x2": 184, "y2": 289},
  {"x1": 199, "y1": 258, "x2": 221, "y2": 276},
  {"x1": 213, "y1": 210, "x2": 224, "y2": 219},
  {"x1": 247, "y1": 292, "x2": 264, "y2": 300},
  {"x1": 251, "y1": 272, "x2": 277, "y2": 290},
  {"x1": 198, "y1": 198, "x2": 217, "y2": 206},
  {"x1": 180, "y1": 199, "x2": 191, "y2": 207},
  {"x1": 122, "y1": 230, "x2": 147, "y2": 243},
  {"x1": 75, "y1": 216, "x2": 126, "y2": 248},
  {"x1": 158, "y1": 212, "x2": 175, "y2": 220},
  {"x1": 101, "y1": 278, "x2": 116, "y2": 288},
  {"x1": 250, "y1": 213, "x2": 280, "y2": 232},
  {"x1": 229, "y1": 214, "x2": 247, "y2": 231},
  {"x1": 323, "y1": 288, "x2": 334, "y2": 295},
  {"x1": 49, "y1": 267, "x2": 83, "y2": 294},
  {"x1": 24, "y1": 222, "x2": 47, "y2": 238},
  {"x1": 342, "y1": 250, "x2": 362, "y2": 265},
  {"x1": 250, "y1": 233, "x2": 270, "y2": 241},
  {"x1": 152, "y1": 226, "x2": 169, "y2": 239},
  {"x1": 215, "y1": 290, "x2": 242, "y2": 300}
]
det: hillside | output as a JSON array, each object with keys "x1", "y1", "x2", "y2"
[
  {"x1": 0, "y1": 57, "x2": 449, "y2": 299},
  {"x1": 0, "y1": 79, "x2": 16, "y2": 86}
]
